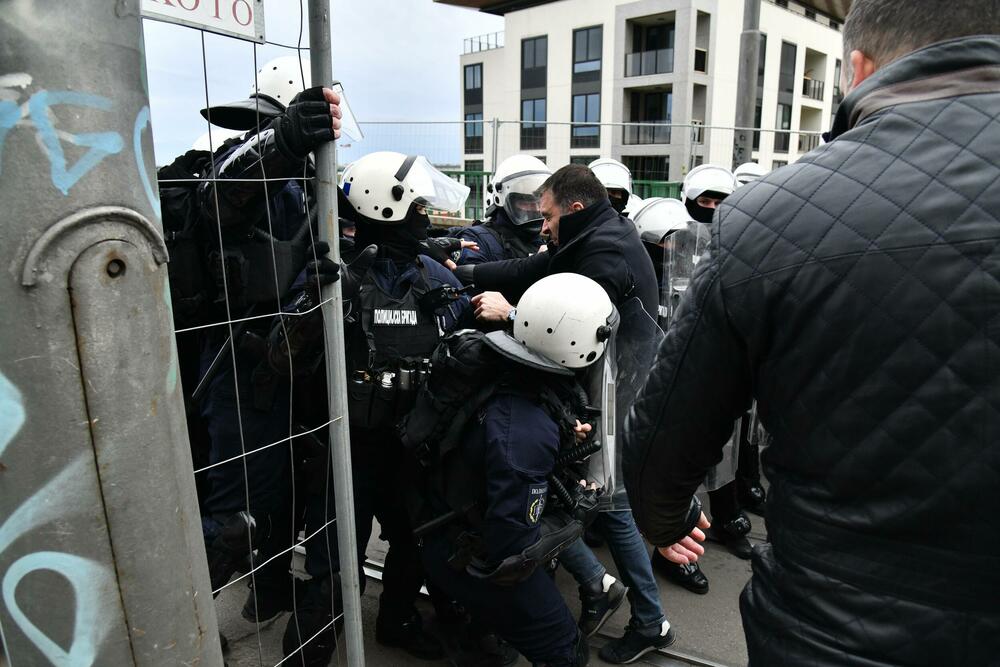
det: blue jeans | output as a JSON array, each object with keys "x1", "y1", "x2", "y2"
[{"x1": 559, "y1": 509, "x2": 666, "y2": 636}]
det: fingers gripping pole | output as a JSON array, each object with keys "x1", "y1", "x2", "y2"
[{"x1": 308, "y1": 1, "x2": 366, "y2": 665}]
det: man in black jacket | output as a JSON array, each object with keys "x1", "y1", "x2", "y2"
[{"x1": 623, "y1": 2, "x2": 1000, "y2": 665}]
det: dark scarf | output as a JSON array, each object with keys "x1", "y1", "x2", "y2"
[{"x1": 354, "y1": 209, "x2": 430, "y2": 262}]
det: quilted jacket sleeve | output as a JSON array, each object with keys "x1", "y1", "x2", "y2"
[{"x1": 622, "y1": 231, "x2": 753, "y2": 547}]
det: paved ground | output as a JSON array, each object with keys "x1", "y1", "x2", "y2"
[{"x1": 220, "y1": 498, "x2": 763, "y2": 667}]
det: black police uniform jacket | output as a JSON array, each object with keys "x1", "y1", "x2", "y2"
[
  {"x1": 474, "y1": 199, "x2": 658, "y2": 317},
  {"x1": 622, "y1": 36, "x2": 1000, "y2": 667}
]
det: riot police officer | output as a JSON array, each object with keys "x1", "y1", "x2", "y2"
[
  {"x1": 338, "y1": 150, "x2": 474, "y2": 660},
  {"x1": 414, "y1": 273, "x2": 621, "y2": 667},
  {"x1": 456, "y1": 154, "x2": 549, "y2": 277}
]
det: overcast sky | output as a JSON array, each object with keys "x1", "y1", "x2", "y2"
[{"x1": 144, "y1": 0, "x2": 502, "y2": 165}]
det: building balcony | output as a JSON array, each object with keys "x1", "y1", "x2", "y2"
[
  {"x1": 802, "y1": 77, "x2": 825, "y2": 101},
  {"x1": 798, "y1": 132, "x2": 821, "y2": 152},
  {"x1": 623, "y1": 123, "x2": 672, "y2": 145},
  {"x1": 463, "y1": 31, "x2": 504, "y2": 55},
  {"x1": 625, "y1": 49, "x2": 674, "y2": 77}
]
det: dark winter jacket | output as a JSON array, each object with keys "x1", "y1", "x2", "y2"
[
  {"x1": 623, "y1": 36, "x2": 1000, "y2": 666},
  {"x1": 474, "y1": 199, "x2": 658, "y2": 317}
]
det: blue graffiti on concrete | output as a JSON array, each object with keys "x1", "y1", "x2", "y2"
[
  {"x1": 133, "y1": 106, "x2": 161, "y2": 219},
  {"x1": 0, "y1": 370, "x2": 25, "y2": 460},
  {"x1": 3, "y1": 552, "x2": 114, "y2": 667},
  {"x1": 1, "y1": 372, "x2": 115, "y2": 666},
  {"x1": 28, "y1": 91, "x2": 124, "y2": 196}
]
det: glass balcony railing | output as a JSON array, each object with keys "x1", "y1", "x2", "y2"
[
  {"x1": 623, "y1": 124, "x2": 672, "y2": 145},
  {"x1": 625, "y1": 48, "x2": 674, "y2": 77},
  {"x1": 802, "y1": 78, "x2": 825, "y2": 100},
  {"x1": 798, "y1": 133, "x2": 821, "y2": 152}
]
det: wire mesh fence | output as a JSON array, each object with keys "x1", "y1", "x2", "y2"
[{"x1": 143, "y1": 3, "x2": 363, "y2": 666}]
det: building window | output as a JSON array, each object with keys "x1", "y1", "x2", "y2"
[
  {"x1": 772, "y1": 160, "x2": 788, "y2": 168},
  {"x1": 573, "y1": 26, "x2": 602, "y2": 74},
  {"x1": 779, "y1": 41, "x2": 797, "y2": 94},
  {"x1": 625, "y1": 90, "x2": 672, "y2": 145},
  {"x1": 774, "y1": 103, "x2": 791, "y2": 153},
  {"x1": 833, "y1": 58, "x2": 843, "y2": 104},
  {"x1": 752, "y1": 102, "x2": 763, "y2": 151},
  {"x1": 464, "y1": 159, "x2": 485, "y2": 219},
  {"x1": 465, "y1": 112, "x2": 483, "y2": 153},
  {"x1": 572, "y1": 93, "x2": 600, "y2": 148},
  {"x1": 623, "y1": 155, "x2": 671, "y2": 191},
  {"x1": 694, "y1": 48, "x2": 708, "y2": 73},
  {"x1": 570, "y1": 155, "x2": 599, "y2": 165},
  {"x1": 464, "y1": 63, "x2": 482, "y2": 106},
  {"x1": 626, "y1": 22, "x2": 675, "y2": 76},
  {"x1": 522, "y1": 36, "x2": 548, "y2": 89},
  {"x1": 521, "y1": 98, "x2": 546, "y2": 150},
  {"x1": 756, "y1": 34, "x2": 767, "y2": 88}
]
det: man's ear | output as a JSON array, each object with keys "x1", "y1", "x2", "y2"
[
  {"x1": 849, "y1": 49, "x2": 877, "y2": 91},
  {"x1": 570, "y1": 202, "x2": 585, "y2": 212}
]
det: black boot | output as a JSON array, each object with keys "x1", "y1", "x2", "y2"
[
  {"x1": 707, "y1": 512, "x2": 753, "y2": 560},
  {"x1": 206, "y1": 512, "x2": 256, "y2": 594},
  {"x1": 739, "y1": 484, "x2": 767, "y2": 516},
  {"x1": 242, "y1": 576, "x2": 300, "y2": 623},
  {"x1": 375, "y1": 605, "x2": 445, "y2": 660},
  {"x1": 650, "y1": 549, "x2": 709, "y2": 594},
  {"x1": 281, "y1": 575, "x2": 343, "y2": 667}
]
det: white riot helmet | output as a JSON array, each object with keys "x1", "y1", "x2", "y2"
[
  {"x1": 622, "y1": 193, "x2": 644, "y2": 218},
  {"x1": 589, "y1": 158, "x2": 632, "y2": 213},
  {"x1": 341, "y1": 151, "x2": 470, "y2": 224},
  {"x1": 485, "y1": 155, "x2": 551, "y2": 226},
  {"x1": 734, "y1": 162, "x2": 768, "y2": 186},
  {"x1": 682, "y1": 164, "x2": 738, "y2": 224},
  {"x1": 201, "y1": 56, "x2": 363, "y2": 141},
  {"x1": 485, "y1": 273, "x2": 615, "y2": 374},
  {"x1": 631, "y1": 198, "x2": 693, "y2": 245}
]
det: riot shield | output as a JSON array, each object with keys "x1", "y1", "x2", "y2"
[
  {"x1": 585, "y1": 297, "x2": 663, "y2": 510},
  {"x1": 660, "y1": 222, "x2": 711, "y2": 326}
]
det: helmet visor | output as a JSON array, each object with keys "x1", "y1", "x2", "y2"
[
  {"x1": 405, "y1": 155, "x2": 470, "y2": 213},
  {"x1": 330, "y1": 81, "x2": 364, "y2": 143},
  {"x1": 504, "y1": 192, "x2": 543, "y2": 226}
]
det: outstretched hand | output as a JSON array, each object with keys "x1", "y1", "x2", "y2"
[{"x1": 657, "y1": 512, "x2": 710, "y2": 565}]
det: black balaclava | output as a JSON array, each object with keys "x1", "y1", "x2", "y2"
[
  {"x1": 354, "y1": 205, "x2": 430, "y2": 262},
  {"x1": 608, "y1": 188, "x2": 629, "y2": 214},
  {"x1": 685, "y1": 190, "x2": 729, "y2": 224}
]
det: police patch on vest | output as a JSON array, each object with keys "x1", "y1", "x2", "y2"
[
  {"x1": 526, "y1": 484, "x2": 547, "y2": 524},
  {"x1": 373, "y1": 309, "x2": 419, "y2": 326}
]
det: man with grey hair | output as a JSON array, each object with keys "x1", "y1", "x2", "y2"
[{"x1": 624, "y1": 1, "x2": 1000, "y2": 665}]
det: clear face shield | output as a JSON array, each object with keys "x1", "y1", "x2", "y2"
[
  {"x1": 583, "y1": 298, "x2": 663, "y2": 510},
  {"x1": 404, "y1": 155, "x2": 471, "y2": 213},
  {"x1": 330, "y1": 81, "x2": 364, "y2": 143},
  {"x1": 500, "y1": 172, "x2": 549, "y2": 226}
]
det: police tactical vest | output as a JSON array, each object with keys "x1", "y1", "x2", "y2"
[{"x1": 357, "y1": 267, "x2": 441, "y2": 364}]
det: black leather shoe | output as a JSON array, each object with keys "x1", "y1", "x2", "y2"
[
  {"x1": 651, "y1": 549, "x2": 709, "y2": 594},
  {"x1": 707, "y1": 513, "x2": 753, "y2": 560},
  {"x1": 375, "y1": 610, "x2": 445, "y2": 660},
  {"x1": 739, "y1": 484, "x2": 767, "y2": 516}
]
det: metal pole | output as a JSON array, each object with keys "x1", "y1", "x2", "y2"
[
  {"x1": 0, "y1": 4, "x2": 220, "y2": 666},
  {"x1": 307, "y1": 2, "x2": 366, "y2": 665},
  {"x1": 491, "y1": 117, "x2": 500, "y2": 172},
  {"x1": 733, "y1": 0, "x2": 762, "y2": 169}
]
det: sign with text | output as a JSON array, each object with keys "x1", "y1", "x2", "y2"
[{"x1": 141, "y1": 0, "x2": 265, "y2": 43}]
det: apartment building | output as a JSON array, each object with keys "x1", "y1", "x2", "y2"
[{"x1": 442, "y1": 0, "x2": 846, "y2": 181}]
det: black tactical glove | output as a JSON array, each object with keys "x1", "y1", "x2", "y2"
[
  {"x1": 304, "y1": 241, "x2": 340, "y2": 303},
  {"x1": 453, "y1": 263, "x2": 475, "y2": 286},
  {"x1": 341, "y1": 243, "x2": 377, "y2": 300},
  {"x1": 269, "y1": 86, "x2": 336, "y2": 162}
]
